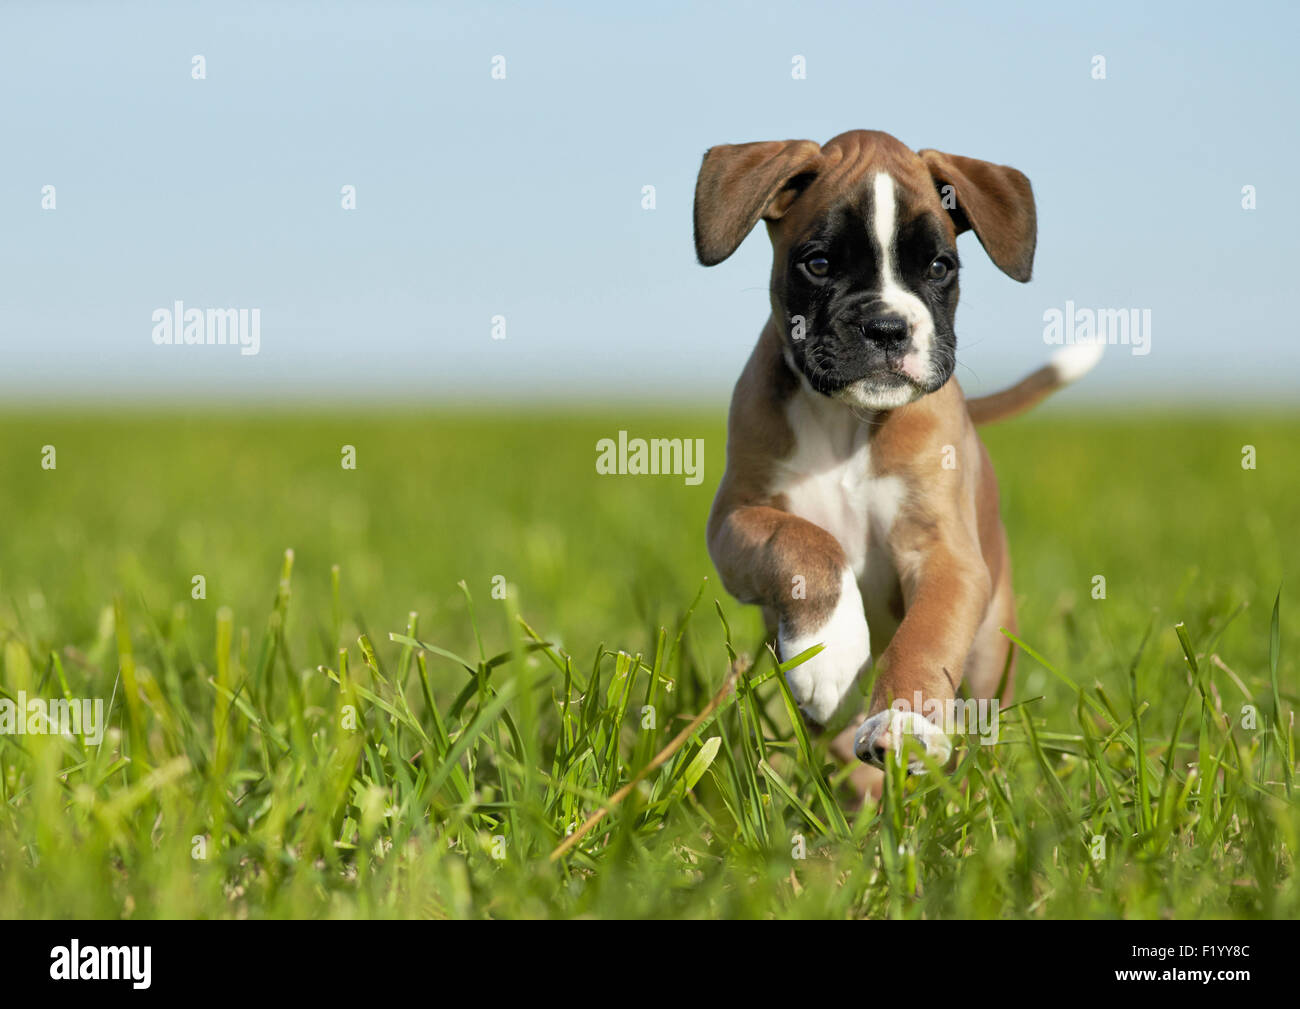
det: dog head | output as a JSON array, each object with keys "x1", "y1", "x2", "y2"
[{"x1": 694, "y1": 130, "x2": 1036, "y2": 410}]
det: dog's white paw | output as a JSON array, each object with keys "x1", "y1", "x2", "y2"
[
  {"x1": 853, "y1": 707, "x2": 952, "y2": 773},
  {"x1": 778, "y1": 570, "x2": 870, "y2": 725}
]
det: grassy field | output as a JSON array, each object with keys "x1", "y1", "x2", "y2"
[{"x1": 0, "y1": 406, "x2": 1296, "y2": 919}]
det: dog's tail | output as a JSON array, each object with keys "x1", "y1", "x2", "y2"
[{"x1": 965, "y1": 343, "x2": 1104, "y2": 426}]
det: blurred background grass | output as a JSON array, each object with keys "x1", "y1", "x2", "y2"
[{"x1": 2, "y1": 407, "x2": 1294, "y2": 693}]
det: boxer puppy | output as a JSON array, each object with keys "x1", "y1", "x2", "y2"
[{"x1": 696, "y1": 130, "x2": 1101, "y2": 780}]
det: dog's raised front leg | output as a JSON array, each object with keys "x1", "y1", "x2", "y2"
[
  {"x1": 708, "y1": 503, "x2": 869, "y2": 726},
  {"x1": 853, "y1": 532, "x2": 991, "y2": 772}
]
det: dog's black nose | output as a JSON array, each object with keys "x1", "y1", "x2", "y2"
[{"x1": 861, "y1": 314, "x2": 910, "y2": 347}]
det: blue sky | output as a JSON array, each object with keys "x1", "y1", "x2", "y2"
[{"x1": 2, "y1": 0, "x2": 1296, "y2": 405}]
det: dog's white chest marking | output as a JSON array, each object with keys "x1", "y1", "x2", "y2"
[
  {"x1": 773, "y1": 391, "x2": 904, "y2": 578},
  {"x1": 769, "y1": 388, "x2": 906, "y2": 724}
]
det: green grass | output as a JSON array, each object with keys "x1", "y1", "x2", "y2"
[{"x1": 0, "y1": 407, "x2": 1296, "y2": 919}]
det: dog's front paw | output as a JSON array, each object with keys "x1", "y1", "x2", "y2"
[
  {"x1": 778, "y1": 570, "x2": 870, "y2": 726},
  {"x1": 853, "y1": 707, "x2": 952, "y2": 773}
]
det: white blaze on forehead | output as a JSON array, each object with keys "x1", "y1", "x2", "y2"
[
  {"x1": 868, "y1": 172, "x2": 935, "y2": 385},
  {"x1": 871, "y1": 172, "x2": 900, "y2": 284}
]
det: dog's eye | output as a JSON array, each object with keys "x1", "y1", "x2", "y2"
[
  {"x1": 927, "y1": 257, "x2": 953, "y2": 282},
  {"x1": 803, "y1": 257, "x2": 830, "y2": 278}
]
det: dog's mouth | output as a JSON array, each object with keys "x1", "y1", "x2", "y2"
[
  {"x1": 804, "y1": 355, "x2": 924, "y2": 395},
  {"x1": 854, "y1": 367, "x2": 918, "y2": 390},
  {"x1": 795, "y1": 343, "x2": 946, "y2": 411},
  {"x1": 832, "y1": 370, "x2": 929, "y2": 411}
]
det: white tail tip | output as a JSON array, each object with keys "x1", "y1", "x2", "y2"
[{"x1": 1049, "y1": 341, "x2": 1105, "y2": 384}]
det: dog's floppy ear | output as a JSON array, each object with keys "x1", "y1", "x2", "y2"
[
  {"x1": 918, "y1": 149, "x2": 1036, "y2": 282},
  {"x1": 694, "y1": 140, "x2": 823, "y2": 266}
]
